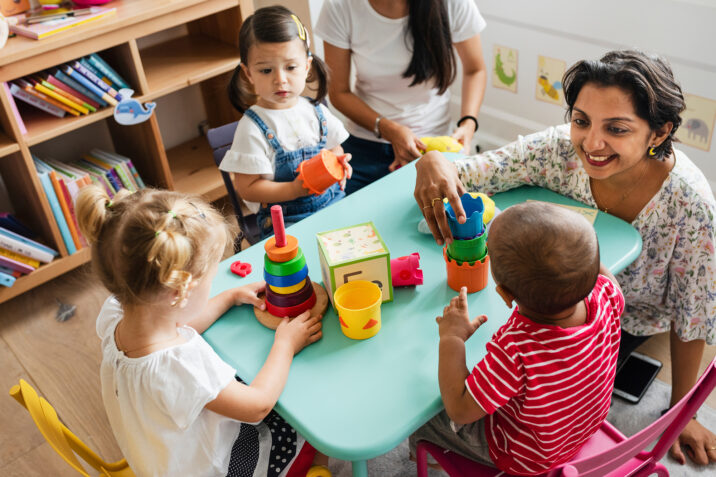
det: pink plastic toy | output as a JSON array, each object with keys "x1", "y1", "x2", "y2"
[
  {"x1": 230, "y1": 261, "x2": 252, "y2": 277},
  {"x1": 391, "y1": 253, "x2": 423, "y2": 286}
]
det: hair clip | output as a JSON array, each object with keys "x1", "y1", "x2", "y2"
[
  {"x1": 167, "y1": 210, "x2": 177, "y2": 218},
  {"x1": 188, "y1": 202, "x2": 207, "y2": 219},
  {"x1": 291, "y1": 14, "x2": 306, "y2": 41},
  {"x1": 105, "y1": 200, "x2": 113, "y2": 209}
]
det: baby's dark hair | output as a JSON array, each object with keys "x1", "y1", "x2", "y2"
[
  {"x1": 563, "y1": 49, "x2": 685, "y2": 160},
  {"x1": 76, "y1": 186, "x2": 232, "y2": 307},
  {"x1": 228, "y1": 5, "x2": 328, "y2": 112},
  {"x1": 487, "y1": 202, "x2": 600, "y2": 315}
]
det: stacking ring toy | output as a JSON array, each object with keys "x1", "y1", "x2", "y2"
[
  {"x1": 265, "y1": 292, "x2": 317, "y2": 318},
  {"x1": 264, "y1": 264, "x2": 309, "y2": 287},
  {"x1": 264, "y1": 234, "x2": 299, "y2": 262},
  {"x1": 269, "y1": 279, "x2": 307, "y2": 294},
  {"x1": 265, "y1": 278, "x2": 314, "y2": 308},
  {"x1": 264, "y1": 248, "x2": 306, "y2": 276}
]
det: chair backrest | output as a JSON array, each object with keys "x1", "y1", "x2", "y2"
[
  {"x1": 9, "y1": 379, "x2": 134, "y2": 477},
  {"x1": 206, "y1": 121, "x2": 261, "y2": 248},
  {"x1": 560, "y1": 358, "x2": 716, "y2": 477}
]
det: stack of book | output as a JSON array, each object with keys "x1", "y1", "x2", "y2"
[
  {"x1": 33, "y1": 150, "x2": 146, "y2": 255},
  {"x1": 0, "y1": 213, "x2": 58, "y2": 288},
  {"x1": 8, "y1": 53, "x2": 129, "y2": 119}
]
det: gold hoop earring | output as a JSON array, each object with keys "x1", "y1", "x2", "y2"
[{"x1": 648, "y1": 146, "x2": 656, "y2": 157}]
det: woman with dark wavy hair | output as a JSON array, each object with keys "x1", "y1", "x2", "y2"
[
  {"x1": 316, "y1": 0, "x2": 487, "y2": 194},
  {"x1": 414, "y1": 49, "x2": 716, "y2": 466}
]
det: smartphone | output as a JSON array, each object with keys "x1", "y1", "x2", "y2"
[{"x1": 613, "y1": 352, "x2": 662, "y2": 404}]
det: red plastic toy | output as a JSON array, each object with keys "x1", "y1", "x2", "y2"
[
  {"x1": 230, "y1": 261, "x2": 252, "y2": 277},
  {"x1": 391, "y1": 253, "x2": 423, "y2": 286}
]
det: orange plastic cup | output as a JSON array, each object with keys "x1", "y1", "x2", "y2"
[
  {"x1": 296, "y1": 149, "x2": 345, "y2": 195},
  {"x1": 443, "y1": 246, "x2": 490, "y2": 293}
]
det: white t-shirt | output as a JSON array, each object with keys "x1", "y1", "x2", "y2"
[
  {"x1": 96, "y1": 297, "x2": 243, "y2": 477},
  {"x1": 219, "y1": 97, "x2": 349, "y2": 213},
  {"x1": 315, "y1": 0, "x2": 486, "y2": 141}
]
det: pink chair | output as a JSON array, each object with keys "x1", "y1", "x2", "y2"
[{"x1": 417, "y1": 358, "x2": 716, "y2": 477}]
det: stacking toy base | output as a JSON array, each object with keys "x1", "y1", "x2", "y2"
[
  {"x1": 443, "y1": 247, "x2": 489, "y2": 293},
  {"x1": 254, "y1": 281, "x2": 329, "y2": 330}
]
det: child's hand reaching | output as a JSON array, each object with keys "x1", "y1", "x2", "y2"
[
  {"x1": 338, "y1": 153, "x2": 352, "y2": 190},
  {"x1": 436, "y1": 287, "x2": 487, "y2": 342},
  {"x1": 233, "y1": 281, "x2": 267, "y2": 310},
  {"x1": 275, "y1": 310, "x2": 323, "y2": 355}
]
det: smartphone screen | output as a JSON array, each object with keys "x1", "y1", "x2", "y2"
[{"x1": 613, "y1": 352, "x2": 662, "y2": 403}]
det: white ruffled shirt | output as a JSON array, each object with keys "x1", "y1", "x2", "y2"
[
  {"x1": 315, "y1": 0, "x2": 486, "y2": 141},
  {"x1": 96, "y1": 297, "x2": 242, "y2": 477}
]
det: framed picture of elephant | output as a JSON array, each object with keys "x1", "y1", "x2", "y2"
[{"x1": 675, "y1": 93, "x2": 716, "y2": 152}]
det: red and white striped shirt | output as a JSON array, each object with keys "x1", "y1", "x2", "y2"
[{"x1": 466, "y1": 275, "x2": 624, "y2": 475}]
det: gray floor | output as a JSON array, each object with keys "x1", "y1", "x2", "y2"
[{"x1": 329, "y1": 379, "x2": 716, "y2": 476}]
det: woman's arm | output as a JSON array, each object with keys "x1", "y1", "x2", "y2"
[
  {"x1": 323, "y1": 41, "x2": 425, "y2": 167},
  {"x1": 452, "y1": 34, "x2": 487, "y2": 152},
  {"x1": 234, "y1": 172, "x2": 309, "y2": 204}
]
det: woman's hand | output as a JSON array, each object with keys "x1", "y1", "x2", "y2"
[
  {"x1": 452, "y1": 122, "x2": 477, "y2": 154},
  {"x1": 275, "y1": 310, "x2": 323, "y2": 355},
  {"x1": 381, "y1": 119, "x2": 426, "y2": 171},
  {"x1": 233, "y1": 281, "x2": 266, "y2": 310},
  {"x1": 414, "y1": 151, "x2": 467, "y2": 245},
  {"x1": 670, "y1": 419, "x2": 716, "y2": 465}
]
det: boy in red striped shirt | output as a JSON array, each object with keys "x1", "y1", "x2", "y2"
[{"x1": 410, "y1": 202, "x2": 625, "y2": 475}]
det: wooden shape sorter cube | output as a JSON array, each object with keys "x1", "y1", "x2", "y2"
[{"x1": 316, "y1": 222, "x2": 393, "y2": 308}]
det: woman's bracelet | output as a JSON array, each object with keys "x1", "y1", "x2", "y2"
[
  {"x1": 457, "y1": 115, "x2": 479, "y2": 133},
  {"x1": 373, "y1": 116, "x2": 384, "y2": 138}
]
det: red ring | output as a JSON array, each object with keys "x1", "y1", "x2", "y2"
[{"x1": 265, "y1": 292, "x2": 316, "y2": 318}]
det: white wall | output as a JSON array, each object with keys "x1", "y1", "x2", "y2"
[{"x1": 306, "y1": 0, "x2": 716, "y2": 189}]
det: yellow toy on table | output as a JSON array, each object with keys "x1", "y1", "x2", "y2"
[{"x1": 419, "y1": 136, "x2": 463, "y2": 153}]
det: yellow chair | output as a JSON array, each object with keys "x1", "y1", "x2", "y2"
[{"x1": 9, "y1": 379, "x2": 134, "y2": 477}]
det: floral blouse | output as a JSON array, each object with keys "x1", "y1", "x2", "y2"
[{"x1": 456, "y1": 124, "x2": 716, "y2": 344}]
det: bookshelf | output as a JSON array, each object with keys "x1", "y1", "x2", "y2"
[{"x1": 0, "y1": 0, "x2": 251, "y2": 304}]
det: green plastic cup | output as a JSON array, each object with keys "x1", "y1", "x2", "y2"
[{"x1": 447, "y1": 232, "x2": 487, "y2": 263}]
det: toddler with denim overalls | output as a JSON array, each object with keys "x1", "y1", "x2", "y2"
[{"x1": 220, "y1": 6, "x2": 351, "y2": 238}]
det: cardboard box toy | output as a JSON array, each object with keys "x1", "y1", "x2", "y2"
[{"x1": 316, "y1": 222, "x2": 393, "y2": 307}]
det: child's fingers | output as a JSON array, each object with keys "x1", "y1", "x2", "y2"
[
  {"x1": 292, "y1": 310, "x2": 312, "y2": 322},
  {"x1": 471, "y1": 314, "x2": 488, "y2": 329},
  {"x1": 308, "y1": 330, "x2": 323, "y2": 343},
  {"x1": 458, "y1": 287, "x2": 468, "y2": 308}
]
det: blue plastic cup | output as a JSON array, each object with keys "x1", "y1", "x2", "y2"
[{"x1": 445, "y1": 193, "x2": 484, "y2": 240}]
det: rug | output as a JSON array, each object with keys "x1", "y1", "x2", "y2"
[{"x1": 329, "y1": 379, "x2": 716, "y2": 476}]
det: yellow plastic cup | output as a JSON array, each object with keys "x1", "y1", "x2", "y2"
[{"x1": 334, "y1": 280, "x2": 382, "y2": 340}]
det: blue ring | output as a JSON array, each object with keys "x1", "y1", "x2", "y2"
[{"x1": 264, "y1": 264, "x2": 309, "y2": 287}]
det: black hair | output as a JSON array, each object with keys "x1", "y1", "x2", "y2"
[
  {"x1": 228, "y1": 6, "x2": 328, "y2": 113},
  {"x1": 563, "y1": 49, "x2": 685, "y2": 160},
  {"x1": 403, "y1": 0, "x2": 456, "y2": 95},
  {"x1": 488, "y1": 202, "x2": 600, "y2": 316}
]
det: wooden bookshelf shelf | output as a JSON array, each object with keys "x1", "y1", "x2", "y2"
[
  {"x1": 0, "y1": 248, "x2": 91, "y2": 304},
  {"x1": 0, "y1": 134, "x2": 20, "y2": 158},
  {"x1": 168, "y1": 136, "x2": 225, "y2": 202},
  {"x1": 140, "y1": 35, "x2": 240, "y2": 100},
  {"x1": 0, "y1": 0, "x2": 252, "y2": 305}
]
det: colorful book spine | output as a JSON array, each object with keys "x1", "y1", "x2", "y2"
[
  {"x1": 35, "y1": 83, "x2": 89, "y2": 115},
  {"x1": 18, "y1": 80, "x2": 79, "y2": 116},
  {"x1": 40, "y1": 80, "x2": 96, "y2": 113},
  {"x1": 0, "y1": 227, "x2": 56, "y2": 263},
  {"x1": 79, "y1": 58, "x2": 111, "y2": 86},
  {"x1": 0, "y1": 253, "x2": 35, "y2": 274},
  {"x1": 71, "y1": 61, "x2": 122, "y2": 101},
  {"x1": 82, "y1": 155, "x2": 122, "y2": 192},
  {"x1": 48, "y1": 171, "x2": 82, "y2": 250},
  {"x1": 0, "y1": 264, "x2": 21, "y2": 278},
  {"x1": 53, "y1": 69, "x2": 107, "y2": 107},
  {"x1": 86, "y1": 152, "x2": 135, "y2": 192},
  {"x1": 76, "y1": 159, "x2": 116, "y2": 196},
  {"x1": 63, "y1": 66, "x2": 117, "y2": 106},
  {"x1": 3, "y1": 82, "x2": 27, "y2": 135},
  {"x1": 91, "y1": 149, "x2": 145, "y2": 189},
  {"x1": 0, "y1": 248, "x2": 40, "y2": 268},
  {"x1": 0, "y1": 213, "x2": 37, "y2": 239},
  {"x1": 34, "y1": 159, "x2": 76, "y2": 255},
  {"x1": 47, "y1": 75, "x2": 100, "y2": 109},
  {"x1": 0, "y1": 268, "x2": 16, "y2": 287},
  {"x1": 87, "y1": 53, "x2": 129, "y2": 90},
  {"x1": 9, "y1": 83, "x2": 66, "y2": 118}
]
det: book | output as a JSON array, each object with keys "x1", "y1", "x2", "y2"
[
  {"x1": 0, "y1": 226, "x2": 57, "y2": 263},
  {"x1": 46, "y1": 73, "x2": 100, "y2": 109},
  {"x1": 0, "y1": 268, "x2": 17, "y2": 288},
  {"x1": 16, "y1": 78, "x2": 79, "y2": 116},
  {"x1": 81, "y1": 155, "x2": 122, "y2": 192},
  {"x1": 33, "y1": 157, "x2": 77, "y2": 254},
  {"x1": 71, "y1": 60, "x2": 122, "y2": 101},
  {"x1": 9, "y1": 82, "x2": 66, "y2": 118},
  {"x1": 34, "y1": 82, "x2": 89, "y2": 114},
  {"x1": 75, "y1": 159, "x2": 116, "y2": 196},
  {"x1": 43, "y1": 159, "x2": 89, "y2": 247},
  {"x1": 62, "y1": 65, "x2": 117, "y2": 106},
  {"x1": 79, "y1": 57, "x2": 112, "y2": 88},
  {"x1": 86, "y1": 150, "x2": 135, "y2": 192},
  {"x1": 9, "y1": 6, "x2": 117, "y2": 40},
  {"x1": 87, "y1": 53, "x2": 129, "y2": 90},
  {"x1": 92, "y1": 149, "x2": 145, "y2": 188},
  {"x1": 2, "y1": 82, "x2": 27, "y2": 135},
  {"x1": 48, "y1": 169, "x2": 82, "y2": 250},
  {"x1": 0, "y1": 252, "x2": 35, "y2": 274},
  {"x1": 0, "y1": 213, "x2": 37, "y2": 239},
  {"x1": 53, "y1": 68, "x2": 107, "y2": 107},
  {"x1": 36, "y1": 75, "x2": 96, "y2": 112},
  {"x1": 0, "y1": 264, "x2": 21, "y2": 278},
  {"x1": 0, "y1": 247, "x2": 40, "y2": 268}
]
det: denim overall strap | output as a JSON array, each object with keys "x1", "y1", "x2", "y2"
[
  {"x1": 313, "y1": 102, "x2": 328, "y2": 149},
  {"x1": 244, "y1": 109, "x2": 284, "y2": 155}
]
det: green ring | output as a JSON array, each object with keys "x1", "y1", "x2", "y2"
[
  {"x1": 264, "y1": 247, "x2": 306, "y2": 276},
  {"x1": 447, "y1": 233, "x2": 487, "y2": 262}
]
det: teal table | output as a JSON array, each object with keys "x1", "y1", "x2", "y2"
[{"x1": 205, "y1": 160, "x2": 642, "y2": 476}]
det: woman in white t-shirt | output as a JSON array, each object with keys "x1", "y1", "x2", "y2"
[{"x1": 315, "y1": 0, "x2": 487, "y2": 194}]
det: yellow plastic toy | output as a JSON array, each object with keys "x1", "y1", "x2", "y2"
[
  {"x1": 419, "y1": 136, "x2": 463, "y2": 153},
  {"x1": 9, "y1": 379, "x2": 135, "y2": 476},
  {"x1": 334, "y1": 280, "x2": 383, "y2": 340},
  {"x1": 443, "y1": 192, "x2": 496, "y2": 224}
]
